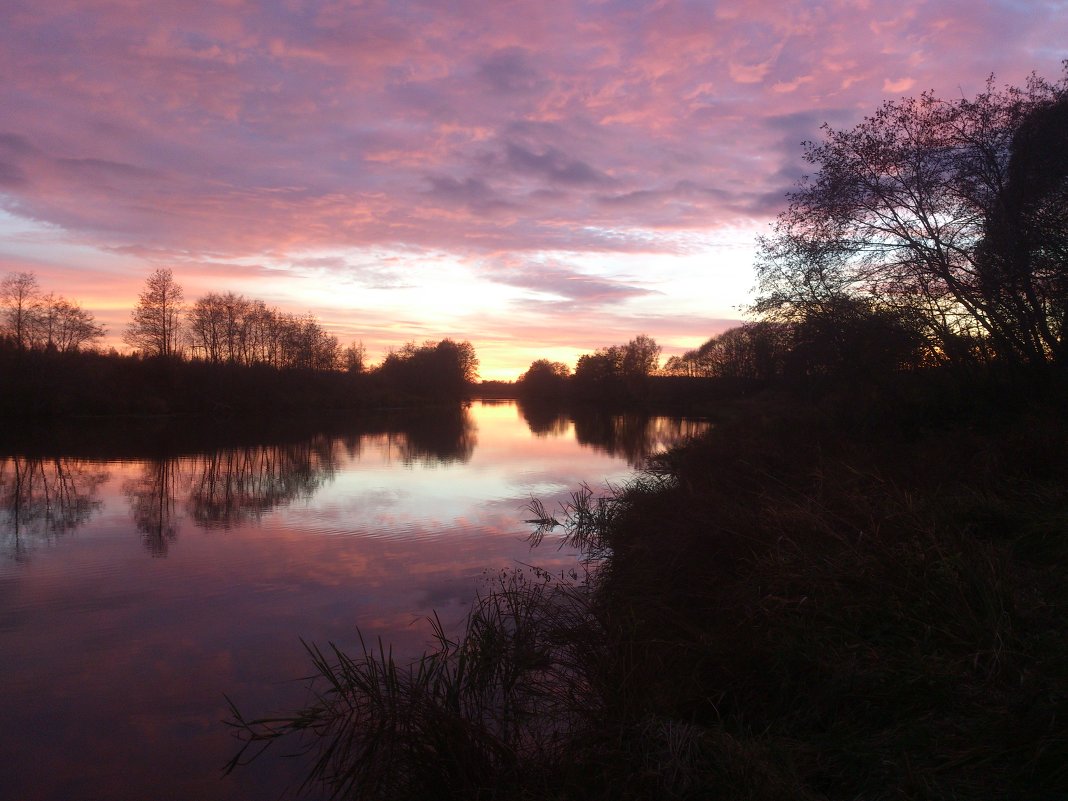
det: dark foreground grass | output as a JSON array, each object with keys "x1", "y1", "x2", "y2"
[{"x1": 227, "y1": 382, "x2": 1068, "y2": 800}]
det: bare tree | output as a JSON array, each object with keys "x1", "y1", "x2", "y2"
[
  {"x1": 343, "y1": 341, "x2": 367, "y2": 373},
  {"x1": 755, "y1": 68, "x2": 1068, "y2": 367},
  {"x1": 1, "y1": 271, "x2": 41, "y2": 349},
  {"x1": 125, "y1": 268, "x2": 184, "y2": 357},
  {"x1": 30, "y1": 293, "x2": 105, "y2": 352},
  {"x1": 188, "y1": 291, "x2": 251, "y2": 363},
  {"x1": 187, "y1": 293, "x2": 226, "y2": 362}
]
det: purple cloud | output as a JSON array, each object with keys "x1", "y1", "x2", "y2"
[
  {"x1": 492, "y1": 261, "x2": 658, "y2": 309},
  {"x1": 0, "y1": 0, "x2": 1065, "y2": 375}
]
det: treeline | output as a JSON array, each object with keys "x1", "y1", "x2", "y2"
[
  {"x1": 0, "y1": 267, "x2": 351, "y2": 370},
  {"x1": 519, "y1": 68, "x2": 1068, "y2": 407},
  {"x1": 0, "y1": 341, "x2": 479, "y2": 418},
  {"x1": 517, "y1": 334, "x2": 665, "y2": 404},
  {"x1": 516, "y1": 329, "x2": 783, "y2": 407},
  {"x1": 659, "y1": 313, "x2": 918, "y2": 383},
  {"x1": 0, "y1": 268, "x2": 479, "y2": 417},
  {"x1": 124, "y1": 268, "x2": 356, "y2": 371},
  {"x1": 518, "y1": 315, "x2": 925, "y2": 407},
  {"x1": 0, "y1": 266, "x2": 470, "y2": 380}
]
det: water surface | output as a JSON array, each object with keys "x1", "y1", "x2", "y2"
[{"x1": 0, "y1": 401, "x2": 708, "y2": 800}]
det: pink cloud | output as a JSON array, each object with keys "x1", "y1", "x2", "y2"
[
  {"x1": 883, "y1": 77, "x2": 916, "y2": 93},
  {"x1": 0, "y1": 0, "x2": 1065, "y2": 374}
]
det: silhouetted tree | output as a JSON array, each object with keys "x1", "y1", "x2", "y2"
[
  {"x1": 343, "y1": 341, "x2": 367, "y2": 373},
  {"x1": 376, "y1": 339, "x2": 478, "y2": 399},
  {"x1": 785, "y1": 296, "x2": 926, "y2": 379},
  {"x1": 30, "y1": 293, "x2": 105, "y2": 352},
  {"x1": 621, "y1": 333, "x2": 661, "y2": 378},
  {"x1": 574, "y1": 349, "x2": 617, "y2": 383},
  {"x1": 436, "y1": 338, "x2": 479, "y2": 385},
  {"x1": 126, "y1": 268, "x2": 184, "y2": 358},
  {"x1": 572, "y1": 348, "x2": 622, "y2": 401},
  {"x1": 186, "y1": 291, "x2": 340, "y2": 370},
  {"x1": 187, "y1": 292, "x2": 234, "y2": 363},
  {"x1": 661, "y1": 354, "x2": 692, "y2": 377},
  {"x1": 755, "y1": 67, "x2": 1068, "y2": 369},
  {"x1": 0, "y1": 271, "x2": 40, "y2": 349},
  {"x1": 744, "y1": 321, "x2": 794, "y2": 380},
  {"x1": 976, "y1": 94, "x2": 1068, "y2": 363},
  {"x1": 517, "y1": 359, "x2": 571, "y2": 400},
  {"x1": 0, "y1": 272, "x2": 104, "y2": 354},
  {"x1": 663, "y1": 323, "x2": 792, "y2": 381},
  {"x1": 573, "y1": 335, "x2": 661, "y2": 400}
]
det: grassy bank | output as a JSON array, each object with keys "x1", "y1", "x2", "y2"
[
  {"x1": 566, "y1": 384, "x2": 1068, "y2": 799},
  {"x1": 227, "y1": 377, "x2": 1068, "y2": 800}
]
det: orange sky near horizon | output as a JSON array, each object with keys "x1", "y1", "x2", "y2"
[{"x1": 1, "y1": 1, "x2": 1065, "y2": 379}]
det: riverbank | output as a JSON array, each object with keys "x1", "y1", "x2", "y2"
[
  {"x1": 228, "y1": 374, "x2": 1068, "y2": 800},
  {"x1": 563, "y1": 380, "x2": 1068, "y2": 799}
]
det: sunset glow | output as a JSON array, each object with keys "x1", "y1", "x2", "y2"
[{"x1": 2, "y1": 1, "x2": 1065, "y2": 378}]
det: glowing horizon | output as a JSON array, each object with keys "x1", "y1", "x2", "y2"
[{"x1": 1, "y1": 1, "x2": 1065, "y2": 380}]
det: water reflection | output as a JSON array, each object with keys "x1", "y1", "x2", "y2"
[
  {"x1": 187, "y1": 437, "x2": 339, "y2": 529},
  {"x1": 0, "y1": 456, "x2": 109, "y2": 560},
  {"x1": 123, "y1": 439, "x2": 342, "y2": 555},
  {"x1": 0, "y1": 401, "x2": 710, "y2": 801},
  {"x1": 1, "y1": 408, "x2": 479, "y2": 558},
  {"x1": 122, "y1": 458, "x2": 184, "y2": 556},
  {"x1": 516, "y1": 400, "x2": 571, "y2": 437},
  {"x1": 364, "y1": 406, "x2": 477, "y2": 466},
  {"x1": 118, "y1": 404, "x2": 703, "y2": 556},
  {"x1": 517, "y1": 401, "x2": 710, "y2": 465},
  {"x1": 122, "y1": 438, "x2": 346, "y2": 555},
  {"x1": 0, "y1": 404, "x2": 702, "y2": 560}
]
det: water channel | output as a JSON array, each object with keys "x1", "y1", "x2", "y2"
[{"x1": 0, "y1": 400, "x2": 708, "y2": 800}]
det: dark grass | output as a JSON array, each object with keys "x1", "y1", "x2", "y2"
[
  {"x1": 572, "y1": 383, "x2": 1068, "y2": 800},
  {"x1": 226, "y1": 375, "x2": 1068, "y2": 800}
]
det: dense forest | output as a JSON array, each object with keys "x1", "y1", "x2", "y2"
[{"x1": 226, "y1": 69, "x2": 1068, "y2": 801}]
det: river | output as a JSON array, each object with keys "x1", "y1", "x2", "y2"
[{"x1": 0, "y1": 400, "x2": 708, "y2": 800}]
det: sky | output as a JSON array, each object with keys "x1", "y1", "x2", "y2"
[{"x1": 1, "y1": 0, "x2": 1066, "y2": 379}]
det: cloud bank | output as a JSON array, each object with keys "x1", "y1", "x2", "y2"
[{"x1": 1, "y1": 0, "x2": 1065, "y2": 375}]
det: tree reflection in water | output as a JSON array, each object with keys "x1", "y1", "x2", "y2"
[
  {"x1": 187, "y1": 437, "x2": 340, "y2": 529},
  {"x1": 122, "y1": 457, "x2": 185, "y2": 556},
  {"x1": 2, "y1": 403, "x2": 677, "y2": 559},
  {"x1": 0, "y1": 457, "x2": 109, "y2": 561},
  {"x1": 118, "y1": 405, "x2": 477, "y2": 554},
  {"x1": 376, "y1": 405, "x2": 477, "y2": 466},
  {"x1": 515, "y1": 400, "x2": 571, "y2": 437},
  {"x1": 517, "y1": 400, "x2": 710, "y2": 466},
  {"x1": 121, "y1": 439, "x2": 339, "y2": 553}
]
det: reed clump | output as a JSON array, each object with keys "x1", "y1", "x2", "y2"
[{"x1": 227, "y1": 384, "x2": 1068, "y2": 800}]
